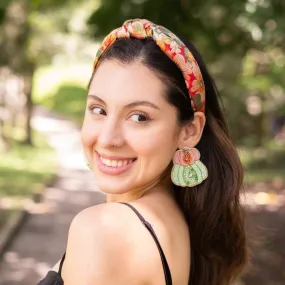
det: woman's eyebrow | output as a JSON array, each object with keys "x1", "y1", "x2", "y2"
[
  {"x1": 124, "y1": 101, "x2": 160, "y2": 110},
  {"x1": 88, "y1": 94, "x2": 160, "y2": 110},
  {"x1": 88, "y1": 94, "x2": 105, "y2": 104}
]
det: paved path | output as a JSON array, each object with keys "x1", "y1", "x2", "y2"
[{"x1": 0, "y1": 107, "x2": 105, "y2": 285}]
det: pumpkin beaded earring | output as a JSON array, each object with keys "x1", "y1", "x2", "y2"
[{"x1": 171, "y1": 147, "x2": 208, "y2": 187}]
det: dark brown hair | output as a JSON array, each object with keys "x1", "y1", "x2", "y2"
[{"x1": 88, "y1": 37, "x2": 248, "y2": 285}]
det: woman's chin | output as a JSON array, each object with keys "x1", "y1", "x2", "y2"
[{"x1": 94, "y1": 179, "x2": 132, "y2": 195}]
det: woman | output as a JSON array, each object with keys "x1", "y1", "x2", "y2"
[{"x1": 38, "y1": 19, "x2": 247, "y2": 285}]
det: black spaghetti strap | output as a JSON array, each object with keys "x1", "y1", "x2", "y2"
[
  {"x1": 58, "y1": 251, "x2": 66, "y2": 276},
  {"x1": 119, "y1": 202, "x2": 172, "y2": 285}
]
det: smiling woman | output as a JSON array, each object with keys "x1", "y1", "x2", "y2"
[
  {"x1": 37, "y1": 19, "x2": 248, "y2": 285},
  {"x1": 82, "y1": 60, "x2": 184, "y2": 196}
]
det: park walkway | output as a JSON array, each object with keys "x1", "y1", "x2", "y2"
[{"x1": 0, "y1": 107, "x2": 105, "y2": 285}]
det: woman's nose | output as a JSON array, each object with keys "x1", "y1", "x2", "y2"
[{"x1": 96, "y1": 118, "x2": 125, "y2": 149}]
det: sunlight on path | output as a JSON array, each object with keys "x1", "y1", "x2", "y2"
[{"x1": 31, "y1": 107, "x2": 88, "y2": 170}]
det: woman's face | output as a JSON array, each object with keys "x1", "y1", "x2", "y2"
[{"x1": 81, "y1": 59, "x2": 182, "y2": 196}]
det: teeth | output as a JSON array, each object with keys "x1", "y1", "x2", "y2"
[{"x1": 100, "y1": 156, "x2": 134, "y2": 168}]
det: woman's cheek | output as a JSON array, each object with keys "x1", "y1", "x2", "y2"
[{"x1": 81, "y1": 121, "x2": 99, "y2": 148}]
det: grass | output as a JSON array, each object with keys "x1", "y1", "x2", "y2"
[
  {"x1": 0, "y1": 209, "x2": 18, "y2": 234},
  {"x1": 0, "y1": 131, "x2": 56, "y2": 198},
  {"x1": 39, "y1": 84, "x2": 87, "y2": 125},
  {"x1": 33, "y1": 63, "x2": 92, "y2": 101},
  {"x1": 33, "y1": 63, "x2": 91, "y2": 125},
  {"x1": 0, "y1": 130, "x2": 56, "y2": 230}
]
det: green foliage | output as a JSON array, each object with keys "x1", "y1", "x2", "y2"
[
  {"x1": 240, "y1": 142, "x2": 285, "y2": 184},
  {"x1": 33, "y1": 64, "x2": 90, "y2": 125},
  {"x1": 0, "y1": 0, "x2": 9, "y2": 23},
  {"x1": 0, "y1": 129, "x2": 56, "y2": 231},
  {"x1": 88, "y1": 0, "x2": 251, "y2": 59},
  {"x1": 40, "y1": 84, "x2": 87, "y2": 125}
]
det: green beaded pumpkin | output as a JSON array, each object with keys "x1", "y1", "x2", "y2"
[{"x1": 171, "y1": 147, "x2": 208, "y2": 187}]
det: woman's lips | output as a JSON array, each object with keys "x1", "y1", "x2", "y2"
[{"x1": 95, "y1": 151, "x2": 137, "y2": 175}]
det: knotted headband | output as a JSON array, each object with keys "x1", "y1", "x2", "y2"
[{"x1": 93, "y1": 19, "x2": 205, "y2": 113}]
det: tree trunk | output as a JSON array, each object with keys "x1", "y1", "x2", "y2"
[
  {"x1": 23, "y1": 66, "x2": 35, "y2": 145},
  {"x1": 0, "y1": 0, "x2": 34, "y2": 146},
  {"x1": 254, "y1": 61, "x2": 269, "y2": 147}
]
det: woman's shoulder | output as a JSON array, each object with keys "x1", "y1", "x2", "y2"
[
  {"x1": 61, "y1": 202, "x2": 161, "y2": 285},
  {"x1": 67, "y1": 202, "x2": 156, "y2": 256},
  {"x1": 70, "y1": 202, "x2": 155, "y2": 239}
]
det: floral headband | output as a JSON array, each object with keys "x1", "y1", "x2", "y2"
[{"x1": 93, "y1": 19, "x2": 205, "y2": 113}]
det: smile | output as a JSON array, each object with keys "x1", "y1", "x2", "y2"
[
  {"x1": 100, "y1": 157, "x2": 134, "y2": 167},
  {"x1": 95, "y1": 152, "x2": 137, "y2": 175}
]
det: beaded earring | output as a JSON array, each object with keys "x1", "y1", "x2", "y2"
[{"x1": 171, "y1": 147, "x2": 208, "y2": 187}]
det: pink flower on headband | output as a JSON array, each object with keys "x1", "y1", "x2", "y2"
[{"x1": 93, "y1": 19, "x2": 206, "y2": 113}]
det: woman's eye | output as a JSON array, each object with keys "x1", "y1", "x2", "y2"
[
  {"x1": 130, "y1": 113, "x2": 149, "y2": 123},
  {"x1": 89, "y1": 106, "x2": 106, "y2": 115}
]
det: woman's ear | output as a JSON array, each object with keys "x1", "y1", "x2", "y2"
[{"x1": 178, "y1": 112, "x2": 206, "y2": 148}]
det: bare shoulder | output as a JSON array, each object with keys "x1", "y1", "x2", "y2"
[{"x1": 61, "y1": 202, "x2": 159, "y2": 285}]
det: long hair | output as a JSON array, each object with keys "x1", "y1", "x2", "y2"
[{"x1": 88, "y1": 37, "x2": 248, "y2": 285}]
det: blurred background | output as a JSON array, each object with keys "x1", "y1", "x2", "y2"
[{"x1": 0, "y1": 0, "x2": 284, "y2": 284}]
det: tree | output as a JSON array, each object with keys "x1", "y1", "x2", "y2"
[
  {"x1": 0, "y1": 0, "x2": 32, "y2": 145},
  {"x1": 0, "y1": 0, "x2": 82, "y2": 146}
]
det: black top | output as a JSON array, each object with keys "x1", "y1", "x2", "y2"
[{"x1": 37, "y1": 202, "x2": 172, "y2": 285}]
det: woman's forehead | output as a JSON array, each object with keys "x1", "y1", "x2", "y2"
[{"x1": 88, "y1": 59, "x2": 167, "y2": 104}]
